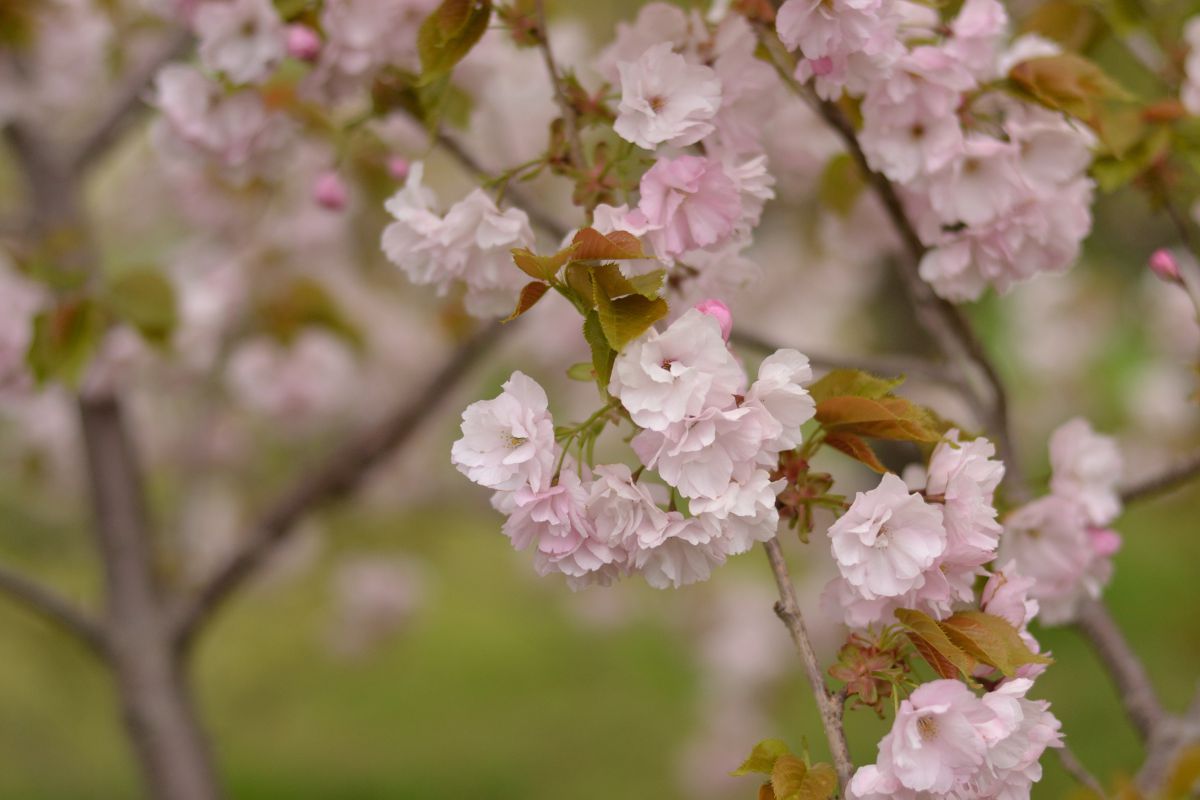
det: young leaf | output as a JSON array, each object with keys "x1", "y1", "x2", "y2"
[
  {"x1": 504, "y1": 281, "x2": 549, "y2": 322},
  {"x1": 590, "y1": 262, "x2": 664, "y2": 300},
  {"x1": 26, "y1": 300, "x2": 106, "y2": 385},
  {"x1": 815, "y1": 396, "x2": 940, "y2": 442},
  {"x1": 595, "y1": 289, "x2": 667, "y2": 352},
  {"x1": 732, "y1": 739, "x2": 792, "y2": 777},
  {"x1": 416, "y1": 0, "x2": 492, "y2": 82},
  {"x1": 896, "y1": 608, "x2": 977, "y2": 681},
  {"x1": 818, "y1": 154, "x2": 866, "y2": 217},
  {"x1": 571, "y1": 227, "x2": 646, "y2": 260},
  {"x1": 256, "y1": 277, "x2": 364, "y2": 349},
  {"x1": 566, "y1": 362, "x2": 594, "y2": 381},
  {"x1": 795, "y1": 763, "x2": 838, "y2": 800},
  {"x1": 771, "y1": 754, "x2": 809, "y2": 799},
  {"x1": 105, "y1": 268, "x2": 177, "y2": 345},
  {"x1": 512, "y1": 244, "x2": 576, "y2": 282},
  {"x1": 824, "y1": 431, "x2": 889, "y2": 473},
  {"x1": 939, "y1": 611, "x2": 1053, "y2": 676},
  {"x1": 808, "y1": 368, "x2": 905, "y2": 404},
  {"x1": 582, "y1": 311, "x2": 615, "y2": 390},
  {"x1": 1008, "y1": 53, "x2": 1132, "y2": 121}
]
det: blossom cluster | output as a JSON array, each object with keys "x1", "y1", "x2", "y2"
[
  {"x1": 450, "y1": 306, "x2": 815, "y2": 589},
  {"x1": 1000, "y1": 418, "x2": 1124, "y2": 624},
  {"x1": 824, "y1": 431, "x2": 1006, "y2": 629},
  {"x1": 777, "y1": 0, "x2": 1096, "y2": 301},
  {"x1": 848, "y1": 677, "x2": 1062, "y2": 800}
]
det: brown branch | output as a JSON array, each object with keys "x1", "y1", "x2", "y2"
[
  {"x1": 1056, "y1": 744, "x2": 1109, "y2": 799},
  {"x1": 70, "y1": 27, "x2": 192, "y2": 172},
  {"x1": 1075, "y1": 597, "x2": 1165, "y2": 742},
  {"x1": 1121, "y1": 451, "x2": 1200, "y2": 504},
  {"x1": 762, "y1": 538, "x2": 855, "y2": 791},
  {"x1": 0, "y1": 563, "x2": 108, "y2": 657},
  {"x1": 532, "y1": 0, "x2": 586, "y2": 170},
  {"x1": 172, "y1": 320, "x2": 512, "y2": 650}
]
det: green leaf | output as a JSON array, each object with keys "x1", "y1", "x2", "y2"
[
  {"x1": 1008, "y1": 53, "x2": 1133, "y2": 121},
  {"x1": 105, "y1": 269, "x2": 177, "y2": 345},
  {"x1": 815, "y1": 396, "x2": 941, "y2": 442},
  {"x1": 566, "y1": 361, "x2": 594, "y2": 381},
  {"x1": 1019, "y1": 0, "x2": 1102, "y2": 51},
  {"x1": 595, "y1": 289, "x2": 667, "y2": 352},
  {"x1": 732, "y1": 739, "x2": 792, "y2": 777},
  {"x1": 824, "y1": 431, "x2": 889, "y2": 473},
  {"x1": 795, "y1": 763, "x2": 838, "y2": 800},
  {"x1": 571, "y1": 227, "x2": 647, "y2": 260},
  {"x1": 896, "y1": 608, "x2": 978, "y2": 682},
  {"x1": 256, "y1": 277, "x2": 364, "y2": 349},
  {"x1": 591, "y1": 262, "x2": 664, "y2": 301},
  {"x1": 416, "y1": 0, "x2": 492, "y2": 82},
  {"x1": 512, "y1": 244, "x2": 576, "y2": 282},
  {"x1": 504, "y1": 281, "x2": 549, "y2": 321},
  {"x1": 939, "y1": 611, "x2": 1053, "y2": 677},
  {"x1": 582, "y1": 311, "x2": 615, "y2": 390},
  {"x1": 818, "y1": 154, "x2": 866, "y2": 216},
  {"x1": 809, "y1": 368, "x2": 905, "y2": 404},
  {"x1": 26, "y1": 300, "x2": 105, "y2": 385},
  {"x1": 772, "y1": 754, "x2": 808, "y2": 799},
  {"x1": 564, "y1": 263, "x2": 596, "y2": 307}
]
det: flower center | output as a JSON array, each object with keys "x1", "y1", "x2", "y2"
[
  {"x1": 917, "y1": 716, "x2": 938, "y2": 741},
  {"x1": 505, "y1": 433, "x2": 527, "y2": 449},
  {"x1": 649, "y1": 95, "x2": 667, "y2": 113},
  {"x1": 873, "y1": 522, "x2": 891, "y2": 549}
]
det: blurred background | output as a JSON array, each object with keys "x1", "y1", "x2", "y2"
[{"x1": 1, "y1": 0, "x2": 1199, "y2": 797}]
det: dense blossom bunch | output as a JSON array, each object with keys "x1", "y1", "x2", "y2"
[
  {"x1": 451, "y1": 307, "x2": 815, "y2": 589},
  {"x1": 777, "y1": 0, "x2": 1096, "y2": 301},
  {"x1": 824, "y1": 431, "x2": 1006, "y2": 628},
  {"x1": 1000, "y1": 418, "x2": 1124, "y2": 624}
]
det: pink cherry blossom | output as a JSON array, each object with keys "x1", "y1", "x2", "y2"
[
  {"x1": 629, "y1": 155, "x2": 741, "y2": 258},
  {"x1": 744, "y1": 349, "x2": 816, "y2": 453},
  {"x1": 1049, "y1": 417, "x2": 1122, "y2": 526},
  {"x1": 286, "y1": 23, "x2": 322, "y2": 62},
  {"x1": 614, "y1": 42, "x2": 722, "y2": 150},
  {"x1": 693, "y1": 299, "x2": 733, "y2": 340},
  {"x1": 193, "y1": 0, "x2": 284, "y2": 85},
  {"x1": 1149, "y1": 248, "x2": 1183, "y2": 283},
  {"x1": 450, "y1": 371, "x2": 557, "y2": 493},
  {"x1": 313, "y1": 170, "x2": 348, "y2": 210},
  {"x1": 925, "y1": 431, "x2": 1005, "y2": 564},
  {"x1": 829, "y1": 472, "x2": 947, "y2": 599}
]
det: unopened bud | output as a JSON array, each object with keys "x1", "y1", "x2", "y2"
[
  {"x1": 388, "y1": 156, "x2": 410, "y2": 181},
  {"x1": 286, "y1": 24, "x2": 322, "y2": 63},
  {"x1": 1148, "y1": 248, "x2": 1182, "y2": 283},
  {"x1": 694, "y1": 298, "x2": 733, "y2": 341},
  {"x1": 313, "y1": 170, "x2": 348, "y2": 211}
]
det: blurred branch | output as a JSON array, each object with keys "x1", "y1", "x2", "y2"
[
  {"x1": 1121, "y1": 451, "x2": 1200, "y2": 504},
  {"x1": 762, "y1": 538, "x2": 855, "y2": 790},
  {"x1": 532, "y1": 0, "x2": 586, "y2": 171},
  {"x1": 173, "y1": 320, "x2": 512, "y2": 651},
  {"x1": 1056, "y1": 744, "x2": 1109, "y2": 799},
  {"x1": 730, "y1": 329, "x2": 963, "y2": 388},
  {"x1": 1075, "y1": 597, "x2": 1165, "y2": 742},
  {"x1": 0, "y1": 563, "x2": 108, "y2": 657},
  {"x1": 70, "y1": 26, "x2": 192, "y2": 172}
]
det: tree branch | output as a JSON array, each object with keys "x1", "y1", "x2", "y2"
[
  {"x1": 1121, "y1": 451, "x2": 1200, "y2": 504},
  {"x1": 1075, "y1": 597, "x2": 1165, "y2": 742},
  {"x1": 1056, "y1": 744, "x2": 1108, "y2": 799},
  {"x1": 532, "y1": 0, "x2": 586, "y2": 170},
  {"x1": 762, "y1": 538, "x2": 855, "y2": 791},
  {"x1": 0, "y1": 563, "x2": 108, "y2": 657},
  {"x1": 70, "y1": 27, "x2": 192, "y2": 172},
  {"x1": 172, "y1": 320, "x2": 512, "y2": 650}
]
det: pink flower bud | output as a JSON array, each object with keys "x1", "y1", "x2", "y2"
[
  {"x1": 1148, "y1": 248, "x2": 1182, "y2": 283},
  {"x1": 693, "y1": 298, "x2": 732, "y2": 341},
  {"x1": 387, "y1": 156, "x2": 410, "y2": 181},
  {"x1": 313, "y1": 170, "x2": 348, "y2": 211},
  {"x1": 1088, "y1": 527, "x2": 1122, "y2": 558},
  {"x1": 810, "y1": 56, "x2": 834, "y2": 77},
  {"x1": 286, "y1": 24, "x2": 322, "y2": 62}
]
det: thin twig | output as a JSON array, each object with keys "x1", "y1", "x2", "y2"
[
  {"x1": 532, "y1": 0, "x2": 586, "y2": 170},
  {"x1": 172, "y1": 320, "x2": 512, "y2": 650},
  {"x1": 0, "y1": 563, "x2": 108, "y2": 657},
  {"x1": 1121, "y1": 451, "x2": 1200, "y2": 504},
  {"x1": 1075, "y1": 597, "x2": 1164, "y2": 742},
  {"x1": 1056, "y1": 744, "x2": 1109, "y2": 799},
  {"x1": 70, "y1": 27, "x2": 192, "y2": 171},
  {"x1": 762, "y1": 538, "x2": 855, "y2": 791}
]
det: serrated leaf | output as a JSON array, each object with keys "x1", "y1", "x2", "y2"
[
  {"x1": 566, "y1": 361, "x2": 593, "y2": 381},
  {"x1": 512, "y1": 244, "x2": 576, "y2": 282},
  {"x1": 818, "y1": 154, "x2": 866, "y2": 217},
  {"x1": 417, "y1": 0, "x2": 492, "y2": 81},
  {"x1": 504, "y1": 281, "x2": 549, "y2": 321},
  {"x1": 809, "y1": 368, "x2": 905, "y2": 404},
  {"x1": 772, "y1": 754, "x2": 808, "y2": 798},
  {"x1": 582, "y1": 310, "x2": 615, "y2": 390},
  {"x1": 939, "y1": 611, "x2": 1052, "y2": 677},
  {"x1": 1008, "y1": 53, "x2": 1132, "y2": 121},
  {"x1": 571, "y1": 227, "x2": 646, "y2": 260},
  {"x1": 896, "y1": 608, "x2": 977, "y2": 681},
  {"x1": 815, "y1": 396, "x2": 940, "y2": 442},
  {"x1": 732, "y1": 739, "x2": 792, "y2": 777},
  {"x1": 595, "y1": 289, "x2": 667, "y2": 352},
  {"x1": 26, "y1": 300, "x2": 105, "y2": 386},
  {"x1": 105, "y1": 269, "x2": 177, "y2": 345},
  {"x1": 795, "y1": 763, "x2": 838, "y2": 800},
  {"x1": 824, "y1": 432, "x2": 889, "y2": 473},
  {"x1": 591, "y1": 263, "x2": 664, "y2": 300}
]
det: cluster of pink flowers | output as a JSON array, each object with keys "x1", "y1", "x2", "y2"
[
  {"x1": 381, "y1": 162, "x2": 535, "y2": 318},
  {"x1": 823, "y1": 431, "x2": 1006, "y2": 628},
  {"x1": 1000, "y1": 418, "x2": 1124, "y2": 624},
  {"x1": 450, "y1": 305, "x2": 816, "y2": 589},
  {"x1": 848, "y1": 677, "x2": 1062, "y2": 800},
  {"x1": 778, "y1": 0, "x2": 1095, "y2": 302}
]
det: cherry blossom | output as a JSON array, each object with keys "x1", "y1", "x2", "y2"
[
  {"x1": 614, "y1": 42, "x2": 722, "y2": 150},
  {"x1": 1048, "y1": 417, "x2": 1123, "y2": 527},
  {"x1": 450, "y1": 371, "x2": 557, "y2": 493},
  {"x1": 193, "y1": 0, "x2": 284, "y2": 85},
  {"x1": 628, "y1": 155, "x2": 742, "y2": 259}
]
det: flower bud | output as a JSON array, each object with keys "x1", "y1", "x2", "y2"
[
  {"x1": 1148, "y1": 248, "x2": 1182, "y2": 283},
  {"x1": 387, "y1": 156, "x2": 410, "y2": 181},
  {"x1": 313, "y1": 170, "x2": 348, "y2": 211},
  {"x1": 1088, "y1": 527, "x2": 1122, "y2": 558},
  {"x1": 286, "y1": 24, "x2": 322, "y2": 63},
  {"x1": 693, "y1": 298, "x2": 732, "y2": 341}
]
